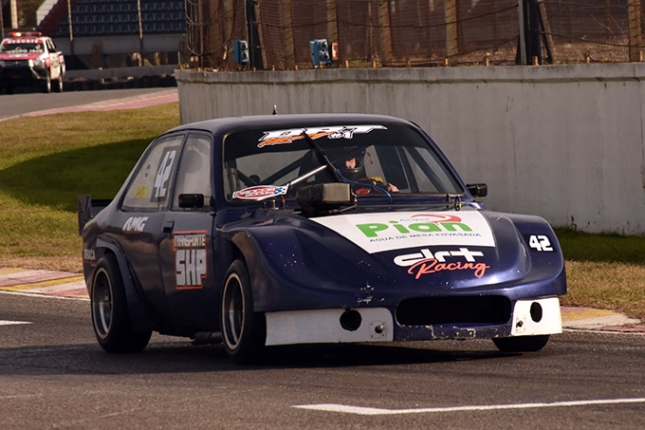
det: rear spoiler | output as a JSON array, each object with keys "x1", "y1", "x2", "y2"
[{"x1": 77, "y1": 194, "x2": 112, "y2": 235}]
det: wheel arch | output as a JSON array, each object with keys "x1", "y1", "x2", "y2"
[
  {"x1": 94, "y1": 236, "x2": 156, "y2": 332},
  {"x1": 227, "y1": 230, "x2": 280, "y2": 313}
]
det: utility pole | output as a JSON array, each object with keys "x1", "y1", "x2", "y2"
[
  {"x1": 67, "y1": 0, "x2": 75, "y2": 69},
  {"x1": 245, "y1": 0, "x2": 263, "y2": 70},
  {"x1": 628, "y1": 0, "x2": 643, "y2": 62},
  {"x1": 137, "y1": 0, "x2": 144, "y2": 66},
  {"x1": 10, "y1": 0, "x2": 17, "y2": 29},
  {"x1": 445, "y1": 0, "x2": 459, "y2": 65},
  {"x1": 1, "y1": 2, "x2": 5, "y2": 39},
  {"x1": 517, "y1": 0, "x2": 527, "y2": 64},
  {"x1": 517, "y1": 0, "x2": 552, "y2": 65}
]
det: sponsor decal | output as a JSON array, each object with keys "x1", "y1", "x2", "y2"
[
  {"x1": 174, "y1": 231, "x2": 208, "y2": 289},
  {"x1": 123, "y1": 216, "x2": 148, "y2": 234},
  {"x1": 133, "y1": 186, "x2": 148, "y2": 199},
  {"x1": 257, "y1": 125, "x2": 386, "y2": 148},
  {"x1": 356, "y1": 213, "x2": 471, "y2": 238},
  {"x1": 394, "y1": 247, "x2": 490, "y2": 279},
  {"x1": 152, "y1": 148, "x2": 178, "y2": 202},
  {"x1": 83, "y1": 248, "x2": 96, "y2": 262},
  {"x1": 5, "y1": 38, "x2": 40, "y2": 44},
  {"x1": 527, "y1": 234, "x2": 554, "y2": 252},
  {"x1": 233, "y1": 185, "x2": 288, "y2": 200},
  {"x1": 311, "y1": 211, "x2": 495, "y2": 254}
]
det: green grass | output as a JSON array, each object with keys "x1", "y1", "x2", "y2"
[
  {"x1": 0, "y1": 104, "x2": 179, "y2": 270},
  {"x1": 554, "y1": 228, "x2": 645, "y2": 321},
  {"x1": 0, "y1": 105, "x2": 643, "y2": 321},
  {"x1": 554, "y1": 227, "x2": 645, "y2": 265}
]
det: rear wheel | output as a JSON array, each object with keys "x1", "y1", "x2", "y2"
[
  {"x1": 221, "y1": 260, "x2": 265, "y2": 364},
  {"x1": 91, "y1": 254, "x2": 151, "y2": 352},
  {"x1": 493, "y1": 335, "x2": 550, "y2": 352}
]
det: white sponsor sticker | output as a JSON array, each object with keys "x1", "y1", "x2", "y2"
[
  {"x1": 232, "y1": 185, "x2": 288, "y2": 200},
  {"x1": 258, "y1": 125, "x2": 387, "y2": 147},
  {"x1": 311, "y1": 211, "x2": 495, "y2": 254}
]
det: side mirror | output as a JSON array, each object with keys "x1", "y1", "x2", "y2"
[
  {"x1": 466, "y1": 183, "x2": 488, "y2": 198},
  {"x1": 178, "y1": 193, "x2": 205, "y2": 209}
]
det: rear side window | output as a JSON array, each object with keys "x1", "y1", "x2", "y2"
[
  {"x1": 172, "y1": 133, "x2": 213, "y2": 210},
  {"x1": 122, "y1": 135, "x2": 184, "y2": 211}
]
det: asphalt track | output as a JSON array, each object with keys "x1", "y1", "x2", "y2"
[
  {"x1": 1, "y1": 267, "x2": 642, "y2": 333},
  {"x1": 0, "y1": 87, "x2": 178, "y2": 122}
]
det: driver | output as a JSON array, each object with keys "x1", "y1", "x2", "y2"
[{"x1": 339, "y1": 153, "x2": 398, "y2": 194}]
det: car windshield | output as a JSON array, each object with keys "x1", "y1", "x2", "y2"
[
  {"x1": 0, "y1": 42, "x2": 43, "y2": 53},
  {"x1": 222, "y1": 123, "x2": 464, "y2": 201}
]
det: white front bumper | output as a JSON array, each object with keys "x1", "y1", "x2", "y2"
[
  {"x1": 264, "y1": 297, "x2": 562, "y2": 346},
  {"x1": 509, "y1": 297, "x2": 562, "y2": 336},
  {"x1": 265, "y1": 308, "x2": 393, "y2": 346}
]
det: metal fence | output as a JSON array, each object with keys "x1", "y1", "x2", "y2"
[{"x1": 184, "y1": 0, "x2": 645, "y2": 71}]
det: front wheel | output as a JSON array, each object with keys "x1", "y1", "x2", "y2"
[
  {"x1": 41, "y1": 73, "x2": 51, "y2": 94},
  {"x1": 54, "y1": 70, "x2": 64, "y2": 93},
  {"x1": 91, "y1": 254, "x2": 151, "y2": 353},
  {"x1": 221, "y1": 260, "x2": 266, "y2": 364},
  {"x1": 492, "y1": 335, "x2": 550, "y2": 353}
]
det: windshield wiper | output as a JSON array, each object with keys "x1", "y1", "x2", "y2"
[
  {"x1": 446, "y1": 194, "x2": 462, "y2": 211},
  {"x1": 277, "y1": 133, "x2": 344, "y2": 190},
  {"x1": 300, "y1": 132, "x2": 343, "y2": 183}
]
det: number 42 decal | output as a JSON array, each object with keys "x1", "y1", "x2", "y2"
[{"x1": 528, "y1": 235, "x2": 554, "y2": 252}]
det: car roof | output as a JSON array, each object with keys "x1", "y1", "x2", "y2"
[{"x1": 163, "y1": 113, "x2": 416, "y2": 136}]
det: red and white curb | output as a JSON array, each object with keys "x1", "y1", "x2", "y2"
[
  {"x1": 23, "y1": 89, "x2": 178, "y2": 118},
  {"x1": 561, "y1": 306, "x2": 644, "y2": 332},
  {"x1": 0, "y1": 268, "x2": 88, "y2": 299}
]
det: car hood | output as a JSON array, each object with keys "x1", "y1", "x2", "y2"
[
  {"x1": 235, "y1": 206, "x2": 562, "y2": 296},
  {"x1": 307, "y1": 209, "x2": 528, "y2": 288}
]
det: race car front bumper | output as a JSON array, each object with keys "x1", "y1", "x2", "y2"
[
  {"x1": 265, "y1": 307, "x2": 393, "y2": 346},
  {"x1": 263, "y1": 297, "x2": 561, "y2": 346},
  {"x1": 0, "y1": 64, "x2": 47, "y2": 85}
]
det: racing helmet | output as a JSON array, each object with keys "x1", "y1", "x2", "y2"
[{"x1": 327, "y1": 146, "x2": 367, "y2": 182}]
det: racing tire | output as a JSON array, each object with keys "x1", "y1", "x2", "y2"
[
  {"x1": 91, "y1": 254, "x2": 152, "y2": 353},
  {"x1": 492, "y1": 335, "x2": 550, "y2": 353},
  {"x1": 54, "y1": 71, "x2": 64, "y2": 93},
  {"x1": 221, "y1": 260, "x2": 266, "y2": 364}
]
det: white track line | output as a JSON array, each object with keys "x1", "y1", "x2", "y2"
[
  {"x1": 0, "y1": 320, "x2": 32, "y2": 326},
  {"x1": 294, "y1": 397, "x2": 645, "y2": 415}
]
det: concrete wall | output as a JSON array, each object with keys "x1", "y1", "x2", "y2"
[{"x1": 175, "y1": 65, "x2": 645, "y2": 235}]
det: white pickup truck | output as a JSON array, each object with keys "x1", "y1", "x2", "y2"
[{"x1": 0, "y1": 31, "x2": 66, "y2": 94}]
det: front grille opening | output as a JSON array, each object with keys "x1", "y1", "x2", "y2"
[{"x1": 396, "y1": 296, "x2": 511, "y2": 326}]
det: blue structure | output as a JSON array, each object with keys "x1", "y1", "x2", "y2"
[
  {"x1": 36, "y1": 0, "x2": 186, "y2": 68},
  {"x1": 43, "y1": 0, "x2": 186, "y2": 37},
  {"x1": 309, "y1": 39, "x2": 331, "y2": 67}
]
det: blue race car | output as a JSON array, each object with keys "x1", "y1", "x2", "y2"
[{"x1": 78, "y1": 113, "x2": 566, "y2": 363}]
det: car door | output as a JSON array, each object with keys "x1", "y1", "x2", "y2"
[
  {"x1": 118, "y1": 133, "x2": 185, "y2": 327},
  {"x1": 158, "y1": 133, "x2": 218, "y2": 331},
  {"x1": 43, "y1": 40, "x2": 56, "y2": 77}
]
